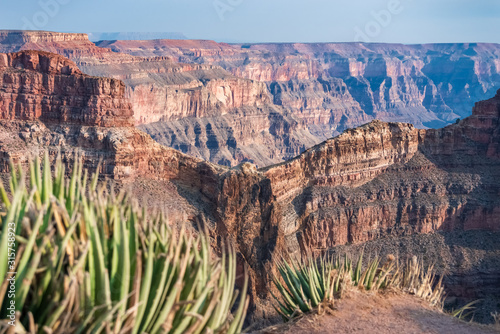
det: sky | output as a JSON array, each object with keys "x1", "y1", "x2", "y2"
[{"x1": 1, "y1": 0, "x2": 499, "y2": 44}]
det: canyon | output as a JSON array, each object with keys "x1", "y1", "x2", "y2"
[
  {"x1": 1, "y1": 30, "x2": 499, "y2": 167},
  {"x1": 0, "y1": 48, "x2": 499, "y2": 322}
]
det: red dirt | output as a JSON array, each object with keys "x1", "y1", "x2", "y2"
[{"x1": 253, "y1": 291, "x2": 499, "y2": 334}]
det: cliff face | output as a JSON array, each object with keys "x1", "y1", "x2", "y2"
[
  {"x1": 0, "y1": 31, "x2": 273, "y2": 123},
  {"x1": 264, "y1": 90, "x2": 500, "y2": 255},
  {"x1": 421, "y1": 90, "x2": 500, "y2": 158},
  {"x1": 0, "y1": 50, "x2": 134, "y2": 127},
  {"x1": 79, "y1": 61, "x2": 272, "y2": 125},
  {"x1": 0, "y1": 50, "x2": 280, "y2": 301},
  {"x1": 0, "y1": 50, "x2": 222, "y2": 178},
  {"x1": 0, "y1": 31, "x2": 308, "y2": 166},
  {"x1": 0, "y1": 30, "x2": 90, "y2": 49},
  {"x1": 0, "y1": 30, "x2": 137, "y2": 64},
  {"x1": 239, "y1": 43, "x2": 500, "y2": 122},
  {"x1": 92, "y1": 57, "x2": 311, "y2": 167},
  {"x1": 139, "y1": 106, "x2": 319, "y2": 167},
  {"x1": 196, "y1": 89, "x2": 499, "y2": 301}
]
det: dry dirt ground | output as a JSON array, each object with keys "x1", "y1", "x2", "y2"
[
  {"x1": 327, "y1": 231, "x2": 500, "y2": 324},
  {"x1": 252, "y1": 290, "x2": 500, "y2": 334}
]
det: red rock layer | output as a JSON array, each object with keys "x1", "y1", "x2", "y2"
[
  {"x1": 421, "y1": 91, "x2": 500, "y2": 158},
  {"x1": 0, "y1": 30, "x2": 139, "y2": 64},
  {"x1": 0, "y1": 31, "x2": 295, "y2": 167},
  {"x1": 0, "y1": 50, "x2": 134, "y2": 127},
  {"x1": 3, "y1": 32, "x2": 500, "y2": 168},
  {"x1": 102, "y1": 39, "x2": 500, "y2": 124}
]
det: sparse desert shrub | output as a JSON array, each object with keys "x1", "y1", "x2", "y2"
[
  {"x1": 450, "y1": 300, "x2": 479, "y2": 321},
  {"x1": 0, "y1": 153, "x2": 248, "y2": 333},
  {"x1": 272, "y1": 253, "x2": 444, "y2": 320},
  {"x1": 492, "y1": 311, "x2": 500, "y2": 329}
]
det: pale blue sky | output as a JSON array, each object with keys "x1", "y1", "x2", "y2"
[{"x1": 1, "y1": 0, "x2": 499, "y2": 43}]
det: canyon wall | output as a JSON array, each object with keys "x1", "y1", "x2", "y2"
[
  {"x1": 3, "y1": 31, "x2": 499, "y2": 167},
  {"x1": 100, "y1": 39, "x2": 500, "y2": 127},
  {"x1": 98, "y1": 39, "x2": 500, "y2": 166},
  {"x1": 0, "y1": 50, "x2": 134, "y2": 127},
  {"x1": 264, "y1": 90, "x2": 500, "y2": 255},
  {"x1": 0, "y1": 50, "x2": 278, "y2": 301},
  {"x1": 0, "y1": 31, "x2": 310, "y2": 167},
  {"x1": 79, "y1": 61, "x2": 272, "y2": 124},
  {"x1": 0, "y1": 31, "x2": 273, "y2": 125}
]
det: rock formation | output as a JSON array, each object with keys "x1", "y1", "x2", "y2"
[
  {"x1": 0, "y1": 50, "x2": 133, "y2": 127},
  {"x1": 2, "y1": 31, "x2": 499, "y2": 167},
  {"x1": 264, "y1": 90, "x2": 500, "y2": 254},
  {"x1": 0, "y1": 31, "x2": 305, "y2": 167},
  {"x1": 95, "y1": 39, "x2": 500, "y2": 166},
  {"x1": 99, "y1": 39, "x2": 500, "y2": 127},
  {"x1": 0, "y1": 49, "x2": 499, "y2": 318},
  {"x1": 0, "y1": 50, "x2": 222, "y2": 193}
]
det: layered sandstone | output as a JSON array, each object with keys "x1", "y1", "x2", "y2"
[
  {"x1": 102, "y1": 40, "x2": 500, "y2": 127},
  {"x1": 0, "y1": 30, "x2": 89, "y2": 48},
  {"x1": 0, "y1": 50, "x2": 221, "y2": 177},
  {"x1": 0, "y1": 31, "x2": 307, "y2": 166},
  {"x1": 0, "y1": 50, "x2": 277, "y2": 301},
  {"x1": 138, "y1": 106, "x2": 320, "y2": 167},
  {"x1": 0, "y1": 30, "x2": 138, "y2": 64},
  {"x1": 93, "y1": 38, "x2": 500, "y2": 167},
  {"x1": 263, "y1": 91, "x2": 500, "y2": 253},
  {"x1": 7, "y1": 31, "x2": 500, "y2": 168},
  {"x1": 0, "y1": 31, "x2": 274, "y2": 124},
  {"x1": 79, "y1": 60, "x2": 272, "y2": 124},
  {"x1": 0, "y1": 50, "x2": 134, "y2": 127}
]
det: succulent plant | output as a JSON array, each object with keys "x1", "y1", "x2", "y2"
[
  {"x1": 272, "y1": 252, "x2": 444, "y2": 320},
  {"x1": 0, "y1": 153, "x2": 248, "y2": 333}
]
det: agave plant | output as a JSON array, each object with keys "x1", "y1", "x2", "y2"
[
  {"x1": 271, "y1": 256, "x2": 337, "y2": 319},
  {"x1": 0, "y1": 153, "x2": 248, "y2": 333},
  {"x1": 272, "y1": 253, "x2": 444, "y2": 320}
]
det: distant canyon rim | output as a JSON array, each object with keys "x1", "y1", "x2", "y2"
[{"x1": 0, "y1": 30, "x2": 499, "y2": 325}]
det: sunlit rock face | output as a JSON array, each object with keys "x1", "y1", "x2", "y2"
[
  {"x1": 97, "y1": 39, "x2": 500, "y2": 166},
  {"x1": 0, "y1": 50, "x2": 134, "y2": 127}
]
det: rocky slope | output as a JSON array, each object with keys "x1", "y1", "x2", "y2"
[
  {"x1": 98, "y1": 39, "x2": 500, "y2": 166},
  {"x1": 255, "y1": 292, "x2": 499, "y2": 334},
  {"x1": 0, "y1": 31, "x2": 271, "y2": 125},
  {"x1": 0, "y1": 50, "x2": 278, "y2": 302},
  {"x1": 0, "y1": 49, "x2": 499, "y2": 321},
  {"x1": 263, "y1": 90, "x2": 500, "y2": 255},
  {"x1": 216, "y1": 88, "x2": 500, "y2": 310},
  {"x1": 243, "y1": 88, "x2": 500, "y2": 319},
  {"x1": 0, "y1": 49, "x2": 223, "y2": 215}
]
